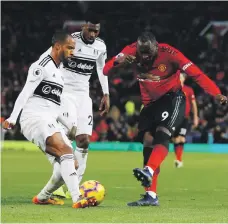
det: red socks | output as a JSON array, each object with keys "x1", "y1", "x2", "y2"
[
  {"x1": 174, "y1": 144, "x2": 183, "y2": 161},
  {"x1": 146, "y1": 144, "x2": 168, "y2": 171}
]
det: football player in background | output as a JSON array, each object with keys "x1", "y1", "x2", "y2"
[
  {"x1": 40, "y1": 13, "x2": 110, "y2": 198},
  {"x1": 172, "y1": 72, "x2": 199, "y2": 168}
]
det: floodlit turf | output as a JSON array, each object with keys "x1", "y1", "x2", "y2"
[{"x1": 1, "y1": 150, "x2": 228, "y2": 223}]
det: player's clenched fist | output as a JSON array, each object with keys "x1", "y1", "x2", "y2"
[
  {"x1": 114, "y1": 53, "x2": 136, "y2": 66},
  {"x1": 2, "y1": 119, "x2": 15, "y2": 130},
  {"x1": 215, "y1": 94, "x2": 228, "y2": 105}
]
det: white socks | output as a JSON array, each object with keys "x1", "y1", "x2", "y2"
[
  {"x1": 74, "y1": 147, "x2": 88, "y2": 184},
  {"x1": 60, "y1": 154, "x2": 81, "y2": 203},
  {"x1": 147, "y1": 191, "x2": 157, "y2": 199},
  {"x1": 37, "y1": 161, "x2": 64, "y2": 201},
  {"x1": 145, "y1": 166, "x2": 154, "y2": 176}
]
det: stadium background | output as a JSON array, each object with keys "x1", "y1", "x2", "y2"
[
  {"x1": 2, "y1": 2, "x2": 228, "y2": 223},
  {"x1": 1, "y1": 1, "x2": 228, "y2": 144}
]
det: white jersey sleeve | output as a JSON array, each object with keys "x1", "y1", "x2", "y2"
[
  {"x1": 96, "y1": 46, "x2": 109, "y2": 95},
  {"x1": 8, "y1": 64, "x2": 45, "y2": 123}
]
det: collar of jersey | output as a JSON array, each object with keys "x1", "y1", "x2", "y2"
[{"x1": 48, "y1": 54, "x2": 60, "y2": 68}]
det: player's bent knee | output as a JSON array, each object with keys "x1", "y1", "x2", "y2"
[
  {"x1": 154, "y1": 126, "x2": 171, "y2": 149},
  {"x1": 46, "y1": 137, "x2": 73, "y2": 158},
  {"x1": 76, "y1": 134, "x2": 90, "y2": 149},
  {"x1": 143, "y1": 132, "x2": 154, "y2": 147},
  {"x1": 173, "y1": 136, "x2": 181, "y2": 144},
  {"x1": 179, "y1": 136, "x2": 186, "y2": 143}
]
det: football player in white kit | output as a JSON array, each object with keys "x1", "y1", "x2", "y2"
[
  {"x1": 40, "y1": 15, "x2": 110, "y2": 198},
  {"x1": 3, "y1": 30, "x2": 96, "y2": 208}
]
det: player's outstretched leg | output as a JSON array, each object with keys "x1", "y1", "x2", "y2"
[
  {"x1": 45, "y1": 133, "x2": 96, "y2": 208},
  {"x1": 32, "y1": 161, "x2": 65, "y2": 205},
  {"x1": 129, "y1": 146, "x2": 160, "y2": 206}
]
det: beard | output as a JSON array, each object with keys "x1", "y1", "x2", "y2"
[{"x1": 60, "y1": 52, "x2": 70, "y2": 64}]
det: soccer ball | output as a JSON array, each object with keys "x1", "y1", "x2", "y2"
[{"x1": 80, "y1": 180, "x2": 105, "y2": 205}]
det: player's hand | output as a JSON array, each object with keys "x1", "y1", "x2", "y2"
[
  {"x1": 193, "y1": 116, "x2": 199, "y2": 128},
  {"x1": 137, "y1": 73, "x2": 160, "y2": 82},
  {"x1": 215, "y1": 94, "x2": 228, "y2": 105},
  {"x1": 114, "y1": 54, "x2": 136, "y2": 66},
  {"x1": 2, "y1": 119, "x2": 15, "y2": 130},
  {"x1": 99, "y1": 94, "x2": 110, "y2": 117}
]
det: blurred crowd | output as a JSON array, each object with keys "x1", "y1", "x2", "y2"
[{"x1": 1, "y1": 2, "x2": 228, "y2": 143}]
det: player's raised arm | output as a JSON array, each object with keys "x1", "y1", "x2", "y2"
[
  {"x1": 2, "y1": 65, "x2": 44, "y2": 129},
  {"x1": 103, "y1": 43, "x2": 136, "y2": 76},
  {"x1": 171, "y1": 45, "x2": 227, "y2": 104}
]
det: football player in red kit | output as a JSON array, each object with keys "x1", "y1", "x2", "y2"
[
  {"x1": 172, "y1": 72, "x2": 199, "y2": 168},
  {"x1": 103, "y1": 32, "x2": 227, "y2": 206}
]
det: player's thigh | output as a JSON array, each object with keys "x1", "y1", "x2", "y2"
[
  {"x1": 58, "y1": 94, "x2": 78, "y2": 132},
  {"x1": 138, "y1": 104, "x2": 156, "y2": 134},
  {"x1": 77, "y1": 96, "x2": 93, "y2": 136},
  {"x1": 46, "y1": 129, "x2": 76, "y2": 165},
  {"x1": 20, "y1": 117, "x2": 72, "y2": 156},
  {"x1": 154, "y1": 92, "x2": 186, "y2": 135},
  {"x1": 46, "y1": 132, "x2": 73, "y2": 157}
]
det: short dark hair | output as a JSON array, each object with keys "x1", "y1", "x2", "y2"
[
  {"x1": 138, "y1": 32, "x2": 156, "y2": 43},
  {"x1": 85, "y1": 12, "x2": 101, "y2": 24},
  {"x1": 51, "y1": 30, "x2": 71, "y2": 47}
]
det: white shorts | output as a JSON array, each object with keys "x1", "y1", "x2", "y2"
[
  {"x1": 20, "y1": 116, "x2": 72, "y2": 164},
  {"x1": 58, "y1": 93, "x2": 93, "y2": 136}
]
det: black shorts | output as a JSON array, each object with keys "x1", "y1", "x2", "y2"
[
  {"x1": 137, "y1": 90, "x2": 186, "y2": 142},
  {"x1": 173, "y1": 117, "x2": 189, "y2": 137}
]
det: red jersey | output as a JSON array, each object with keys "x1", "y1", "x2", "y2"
[
  {"x1": 182, "y1": 85, "x2": 195, "y2": 117},
  {"x1": 103, "y1": 43, "x2": 221, "y2": 106}
]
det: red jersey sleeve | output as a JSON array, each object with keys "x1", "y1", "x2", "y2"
[
  {"x1": 168, "y1": 45, "x2": 221, "y2": 96},
  {"x1": 103, "y1": 42, "x2": 136, "y2": 76},
  {"x1": 189, "y1": 87, "x2": 195, "y2": 101}
]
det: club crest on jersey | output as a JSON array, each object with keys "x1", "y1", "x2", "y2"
[
  {"x1": 33, "y1": 68, "x2": 42, "y2": 76},
  {"x1": 158, "y1": 64, "x2": 167, "y2": 72}
]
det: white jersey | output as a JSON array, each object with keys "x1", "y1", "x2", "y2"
[
  {"x1": 40, "y1": 32, "x2": 108, "y2": 95},
  {"x1": 9, "y1": 54, "x2": 64, "y2": 123}
]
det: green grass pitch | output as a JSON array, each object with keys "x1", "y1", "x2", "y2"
[{"x1": 1, "y1": 150, "x2": 228, "y2": 223}]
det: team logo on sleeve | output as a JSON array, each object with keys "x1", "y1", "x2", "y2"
[
  {"x1": 33, "y1": 68, "x2": 42, "y2": 77},
  {"x1": 158, "y1": 64, "x2": 167, "y2": 72}
]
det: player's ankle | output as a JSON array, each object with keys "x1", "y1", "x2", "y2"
[
  {"x1": 144, "y1": 166, "x2": 154, "y2": 176},
  {"x1": 147, "y1": 191, "x2": 157, "y2": 199}
]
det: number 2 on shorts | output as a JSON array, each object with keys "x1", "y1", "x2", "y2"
[
  {"x1": 161, "y1": 111, "x2": 169, "y2": 121},
  {"x1": 88, "y1": 115, "x2": 93, "y2": 125}
]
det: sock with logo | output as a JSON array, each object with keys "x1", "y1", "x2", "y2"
[{"x1": 60, "y1": 154, "x2": 81, "y2": 203}]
